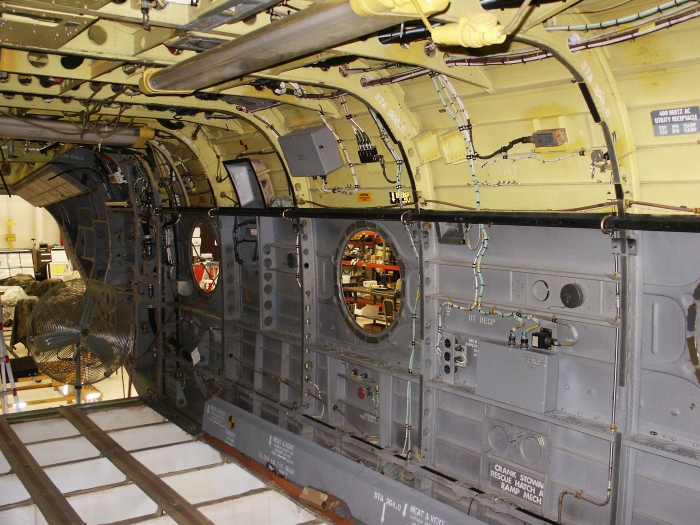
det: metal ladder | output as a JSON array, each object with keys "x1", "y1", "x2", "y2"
[{"x1": 0, "y1": 310, "x2": 20, "y2": 414}]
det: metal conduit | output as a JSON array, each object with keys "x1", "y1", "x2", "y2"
[{"x1": 0, "y1": 116, "x2": 152, "y2": 148}]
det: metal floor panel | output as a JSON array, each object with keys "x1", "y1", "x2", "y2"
[
  {"x1": 0, "y1": 401, "x2": 331, "y2": 525},
  {"x1": 0, "y1": 418, "x2": 84, "y2": 525}
]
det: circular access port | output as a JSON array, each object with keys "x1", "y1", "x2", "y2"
[
  {"x1": 444, "y1": 352, "x2": 451, "y2": 362},
  {"x1": 191, "y1": 223, "x2": 220, "y2": 293},
  {"x1": 444, "y1": 339, "x2": 451, "y2": 348},
  {"x1": 339, "y1": 228, "x2": 402, "y2": 335},
  {"x1": 444, "y1": 365, "x2": 451, "y2": 374},
  {"x1": 532, "y1": 280, "x2": 550, "y2": 301},
  {"x1": 488, "y1": 426, "x2": 508, "y2": 452},
  {"x1": 560, "y1": 283, "x2": 585, "y2": 309},
  {"x1": 520, "y1": 437, "x2": 542, "y2": 463}
]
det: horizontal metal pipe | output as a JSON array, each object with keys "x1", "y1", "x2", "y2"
[
  {"x1": 608, "y1": 214, "x2": 700, "y2": 232},
  {"x1": 141, "y1": 0, "x2": 403, "y2": 93},
  {"x1": 0, "y1": 116, "x2": 152, "y2": 148},
  {"x1": 159, "y1": 207, "x2": 286, "y2": 218},
  {"x1": 158, "y1": 207, "x2": 700, "y2": 233},
  {"x1": 167, "y1": 206, "x2": 603, "y2": 226}
]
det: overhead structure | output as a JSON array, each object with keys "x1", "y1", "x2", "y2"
[
  {"x1": 0, "y1": 0, "x2": 698, "y2": 524},
  {"x1": 140, "y1": 0, "x2": 449, "y2": 94}
]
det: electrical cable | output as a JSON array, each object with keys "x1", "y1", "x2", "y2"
[
  {"x1": 310, "y1": 381, "x2": 326, "y2": 418},
  {"x1": 430, "y1": 74, "x2": 583, "y2": 361},
  {"x1": 235, "y1": 149, "x2": 277, "y2": 158},
  {"x1": 62, "y1": 85, "x2": 134, "y2": 140},
  {"x1": 332, "y1": 404, "x2": 376, "y2": 438},
  {"x1": 235, "y1": 105, "x2": 280, "y2": 137},
  {"x1": 379, "y1": 160, "x2": 396, "y2": 184},
  {"x1": 580, "y1": 0, "x2": 633, "y2": 13},
  {"x1": 510, "y1": 316, "x2": 525, "y2": 336},
  {"x1": 233, "y1": 217, "x2": 258, "y2": 265},
  {"x1": 553, "y1": 319, "x2": 579, "y2": 347},
  {"x1": 317, "y1": 108, "x2": 359, "y2": 195},
  {"x1": 294, "y1": 89, "x2": 346, "y2": 100},
  {"x1": 340, "y1": 95, "x2": 382, "y2": 179},
  {"x1": 0, "y1": 145, "x2": 11, "y2": 196},
  {"x1": 150, "y1": 144, "x2": 184, "y2": 217},
  {"x1": 340, "y1": 62, "x2": 402, "y2": 75},
  {"x1": 546, "y1": 0, "x2": 693, "y2": 31},
  {"x1": 295, "y1": 227, "x2": 302, "y2": 287},
  {"x1": 128, "y1": 277, "x2": 217, "y2": 396},
  {"x1": 360, "y1": 67, "x2": 431, "y2": 88},
  {"x1": 432, "y1": 73, "x2": 490, "y2": 315},
  {"x1": 445, "y1": 2, "x2": 700, "y2": 65},
  {"x1": 475, "y1": 149, "x2": 589, "y2": 167},
  {"x1": 445, "y1": 48, "x2": 552, "y2": 66},
  {"x1": 228, "y1": 353, "x2": 303, "y2": 393},
  {"x1": 503, "y1": 0, "x2": 533, "y2": 35},
  {"x1": 340, "y1": 95, "x2": 365, "y2": 136},
  {"x1": 401, "y1": 222, "x2": 420, "y2": 455},
  {"x1": 408, "y1": 0, "x2": 434, "y2": 35},
  {"x1": 369, "y1": 108, "x2": 404, "y2": 204},
  {"x1": 569, "y1": 5, "x2": 700, "y2": 52},
  {"x1": 473, "y1": 136, "x2": 533, "y2": 160}
]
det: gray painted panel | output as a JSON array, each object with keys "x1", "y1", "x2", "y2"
[{"x1": 203, "y1": 398, "x2": 483, "y2": 525}]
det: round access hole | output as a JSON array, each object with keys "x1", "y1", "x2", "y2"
[
  {"x1": 339, "y1": 228, "x2": 401, "y2": 336},
  {"x1": 191, "y1": 222, "x2": 219, "y2": 293},
  {"x1": 521, "y1": 437, "x2": 542, "y2": 463},
  {"x1": 489, "y1": 426, "x2": 508, "y2": 452},
  {"x1": 532, "y1": 280, "x2": 549, "y2": 301},
  {"x1": 27, "y1": 52, "x2": 49, "y2": 68},
  {"x1": 88, "y1": 25, "x2": 108, "y2": 45}
]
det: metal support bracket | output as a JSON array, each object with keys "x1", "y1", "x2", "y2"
[{"x1": 611, "y1": 237, "x2": 637, "y2": 256}]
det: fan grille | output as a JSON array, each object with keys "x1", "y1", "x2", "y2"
[{"x1": 27, "y1": 279, "x2": 134, "y2": 386}]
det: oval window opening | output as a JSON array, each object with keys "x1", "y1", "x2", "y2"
[
  {"x1": 191, "y1": 223, "x2": 220, "y2": 293},
  {"x1": 340, "y1": 230, "x2": 401, "y2": 334}
]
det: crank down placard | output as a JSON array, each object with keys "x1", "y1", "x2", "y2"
[{"x1": 489, "y1": 460, "x2": 545, "y2": 507}]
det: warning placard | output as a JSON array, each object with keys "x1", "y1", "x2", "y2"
[
  {"x1": 489, "y1": 460, "x2": 545, "y2": 506},
  {"x1": 389, "y1": 191, "x2": 412, "y2": 204},
  {"x1": 651, "y1": 106, "x2": 699, "y2": 136}
]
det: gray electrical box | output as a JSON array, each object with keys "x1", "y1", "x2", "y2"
[
  {"x1": 278, "y1": 124, "x2": 344, "y2": 177},
  {"x1": 475, "y1": 342, "x2": 559, "y2": 413}
]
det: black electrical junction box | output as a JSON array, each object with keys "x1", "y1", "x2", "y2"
[
  {"x1": 358, "y1": 145, "x2": 380, "y2": 163},
  {"x1": 531, "y1": 328, "x2": 555, "y2": 350}
]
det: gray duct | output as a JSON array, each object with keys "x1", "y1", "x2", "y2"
[
  {"x1": 140, "y1": 0, "x2": 405, "y2": 94},
  {"x1": 0, "y1": 116, "x2": 153, "y2": 148}
]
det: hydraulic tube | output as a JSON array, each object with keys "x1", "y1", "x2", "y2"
[{"x1": 0, "y1": 116, "x2": 153, "y2": 148}]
